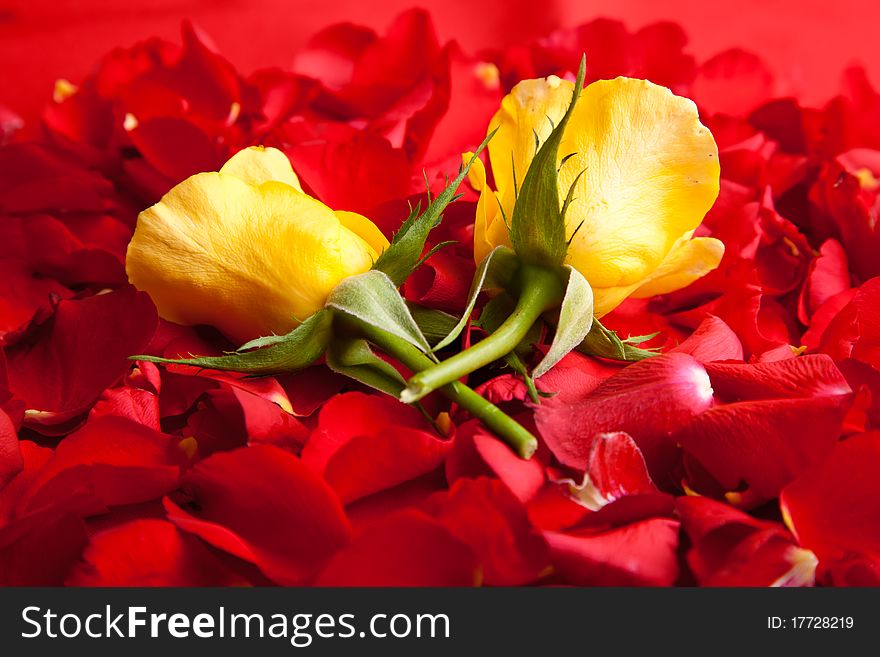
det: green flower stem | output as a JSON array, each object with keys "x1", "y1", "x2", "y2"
[
  {"x1": 401, "y1": 265, "x2": 565, "y2": 403},
  {"x1": 336, "y1": 313, "x2": 538, "y2": 459}
]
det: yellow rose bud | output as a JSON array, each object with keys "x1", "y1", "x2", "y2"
[
  {"x1": 470, "y1": 75, "x2": 723, "y2": 316},
  {"x1": 126, "y1": 146, "x2": 389, "y2": 344}
]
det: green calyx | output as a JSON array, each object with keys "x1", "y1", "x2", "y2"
[
  {"x1": 402, "y1": 264, "x2": 566, "y2": 403},
  {"x1": 509, "y1": 55, "x2": 586, "y2": 268},
  {"x1": 373, "y1": 129, "x2": 496, "y2": 287},
  {"x1": 131, "y1": 265, "x2": 541, "y2": 459}
]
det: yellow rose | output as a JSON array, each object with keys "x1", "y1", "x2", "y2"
[
  {"x1": 126, "y1": 146, "x2": 389, "y2": 344},
  {"x1": 468, "y1": 75, "x2": 723, "y2": 316}
]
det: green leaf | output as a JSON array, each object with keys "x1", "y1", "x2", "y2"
[
  {"x1": 432, "y1": 246, "x2": 519, "y2": 352},
  {"x1": 533, "y1": 265, "x2": 594, "y2": 377},
  {"x1": 578, "y1": 317, "x2": 660, "y2": 361},
  {"x1": 472, "y1": 292, "x2": 516, "y2": 332},
  {"x1": 373, "y1": 129, "x2": 496, "y2": 286},
  {"x1": 326, "y1": 336, "x2": 406, "y2": 397},
  {"x1": 510, "y1": 56, "x2": 586, "y2": 267},
  {"x1": 326, "y1": 270, "x2": 432, "y2": 355},
  {"x1": 407, "y1": 303, "x2": 459, "y2": 345},
  {"x1": 131, "y1": 309, "x2": 332, "y2": 375},
  {"x1": 624, "y1": 332, "x2": 661, "y2": 346}
]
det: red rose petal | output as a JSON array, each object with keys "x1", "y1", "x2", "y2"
[
  {"x1": 423, "y1": 477, "x2": 548, "y2": 585},
  {"x1": 0, "y1": 408, "x2": 22, "y2": 488},
  {"x1": 66, "y1": 518, "x2": 249, "y2": 586},
  {"x1": 165, "y1": 445, "x2": 351, "y2": 585},
  {"x1": 781, "y1": 431, "x2": 880, "y2": 571},
  {"x1": 692, "y1": 48, "x2": 774, "y2": 117},
  {"x1": 536, "y1": 353, "x2": 714, "y2": 484},
  {"x1": 316, "y1": 509, "x2": 478, "y2": 586},
  {"x1": 16, "y1": 415, "x2": 183, "y2": 516},
  {"x1": 0, "y1": 510, "x2": 87, "y2": 586},
  {"x1": 302, "y1": 392, "x2": 450, "y2": 504},
  {"x1": 676, "y1": 356, "x2": 853, "y2": 499},
  {"x1": 543, "y1": 518, "x2": 680, "y2": 586},
  {"x1": 671, "y1": 315, "x2": 744, "y2": 363},
  {"x1": 4, "y1": 286, "x2": 158, "y2": 430},
  {"x1": 584, "y1": 432, "x2": 657, "y2": 506},
  {"x1": 678, "y1": 496, "x2": 816, "y2": 587},
  {"x1": 0, "y1": 440, "x2": 52, "y2": 528},
  {"x1": 446, "y1": 420, "x2": 546, "y2": 504}
]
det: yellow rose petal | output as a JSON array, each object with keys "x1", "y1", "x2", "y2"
[
  {"x1": 465, "y1": 153, "x2": 511, "y2": 264},
  {"x1": 560, "y1": 77, "x2": 719, "y2": 288},
  {"x1": 476, "y1": 75, "x2": 720, "y2": 307},
  {"x1": 127, "y1": 173, "x2": 378, "y2": 343},
  {"x1": 335, "y1": 210, "x2": 390, "y2": 258},
  {"x1": 487, "y1": 75, "x2": 571, "y2": 216},
  {"x1": 630, "y1": 236, "x2": 725, "y2": 298},
  {"x1": 219, "y1": 145, "x2": 303, "y2": 190}
]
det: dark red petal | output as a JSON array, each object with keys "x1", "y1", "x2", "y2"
[
  {"x1": 0, "y1": 440, "x2": 52, "y2": 528},
  {"x1": 423, "y1": 477, "x2": 548, "y2": 586},
  {"x1": 0, "y1": 408, "x2": 22, "y2": 487},
  {"x1": 0, "y1": 261, "x2": 72, "y2": 336},
  {"x1": 0, "y1": 510, "x2": 87, "y2": 586},
  {"x1": 677, "y1": 496, "x2": 815, "y2": 587},
  {"x1": 278, "y1": 366, "x2": 347, "y2": 417},
  {"x1": 781, "y1": 431, "x2": 880, "y2": 569},
  {"x1": 5, "y1": 286, "x2": 158, "y2": 430},
  {"x1": 403, "y1": 250, "x2": 474, "y2": 315},
  {"x1": 66, "y1": 519, "x2": 249, "y2": 586},
  {"x1": 316, "y1": 510, "x2": 478, "y2": 586},
  {"x1": 17, "y1": 415, "x2": 183, "y2": 516},
  {"x1": 165, "y1": 445, "x2": 351, "y2": 585}
]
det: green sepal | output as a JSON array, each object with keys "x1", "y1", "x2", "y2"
[
  {"x1": 578, "y1": 317, "x2": 660, "y2": 361},
  {"x1": 533, "y1": 265, "x2": 594, "y2": 378},
  {"x1": 373, "y1": 129, "x2": 496, "y2": 286},
  {"x1": 130, "y1": 309, "x2": 333, "y2": 375},
  {"x1": 325, "y1": 336, "x2": 406, "y2": 397},
  {"x1": 406, "y1": 303, "x2": 458, "y2": 346},
  {"x1": 472, "y1": 292, "x2": 516, "y2": 333},
  {"x1": 506, "y1": 351, "x2": 542, "y2": 404},
  {"x1": 432, "y1": 246, "x2": 519, "y2": 352},
  {"x1": 325, "y1": 269, "x2": 433, "y2": 356},
  {"x1": 509, "y1": 56, "x2": 586, "y2": 267}
]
